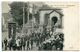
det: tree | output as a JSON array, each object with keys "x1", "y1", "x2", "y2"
[{"x1": 9, "y1": 2, "x2": 32, "y2": 27}]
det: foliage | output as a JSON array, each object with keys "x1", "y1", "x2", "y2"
[{"x1": 9, "y1": 2, "x2": 32, "y2": 26}]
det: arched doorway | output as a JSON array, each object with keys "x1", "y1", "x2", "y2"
[
  {"x1": 51, "y1": 16, "x2": 58, "y2": 32},
  {"x1": 51, "y1": 16, "x2": 58, "y2": 26}
]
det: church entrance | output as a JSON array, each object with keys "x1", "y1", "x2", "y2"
[{"x1": 51, "y1": 16, "x2": 58, "y2": 27}]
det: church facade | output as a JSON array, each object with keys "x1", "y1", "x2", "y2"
[{"x1": 35, "y1": 8, "x2": 63, "y2": 33}]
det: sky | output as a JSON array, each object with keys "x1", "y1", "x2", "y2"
[{"x1": 2, "y1": 2, "x2": 10, "y2": 13}]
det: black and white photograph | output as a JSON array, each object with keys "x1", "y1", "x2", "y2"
[{"x1": 2, "y1": 1, "x2": 80, "y2": 51}]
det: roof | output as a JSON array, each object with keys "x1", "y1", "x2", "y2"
[
  {"x1": 48, "y1": 9, "x2": 63, "y2": 16},
  {"x1": 38, "y1": 6, "x2": 63, "y2": 16},
  {"x1": 39, "y1": 8, "x2": 61, "y2": 11},
  {"x1": 38, "y1": 4, "x2": 61, "y2": 11}
]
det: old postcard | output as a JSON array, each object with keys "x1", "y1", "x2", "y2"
[{"x1": 2, "y1": 1, "x2": 80, "y2": 51}]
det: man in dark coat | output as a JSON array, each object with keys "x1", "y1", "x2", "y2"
[
  {"x1": 12, "y1": 40, "x2": 17, "y2": 50},
  {"x1": 4, "y1": 38, "x2": 8, "y2": 50},
  {"x1": 31, "y1": 39, "x2": 33, "y2": 49},
  {"x1": 22, "y1": 37, "x2": 26, "y2": 50},
  {"x1": 19, "y1": 38, "x2": 23, "y2": 50},
  {"x1": 27, "y1": 40, "x2": 30, "y2": 50}
]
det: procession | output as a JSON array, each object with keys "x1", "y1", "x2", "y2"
[
  {"x1": 2, "y1": 29, "x2": 64, "y2": 51},
  {"x1": 2, "y1": 2, "x2": 64, "y2": 51}
]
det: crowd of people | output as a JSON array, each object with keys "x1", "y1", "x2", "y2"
[
  {"x1": 39, "y1": 32, "x2": 64, "y2": 50},
  {"x1": 2, "y1": 29, "x2": 64, "y2": 51}
]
